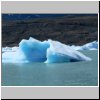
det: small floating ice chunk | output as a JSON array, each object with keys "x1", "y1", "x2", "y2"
[
  {"x1": 80, "y1": 41, "x2": 98, "y2": 50},
  {"x1": 71, "y1": 41, "x2": 98, "y2": 51}
]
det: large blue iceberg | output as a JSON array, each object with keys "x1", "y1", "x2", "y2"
[{"x1": 2, "y1": 37, "x2": 92, "y2": 63}]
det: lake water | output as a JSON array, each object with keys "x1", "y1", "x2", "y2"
[{"x1": 2, "y1": 50, "x2": 98, "y2": 86}]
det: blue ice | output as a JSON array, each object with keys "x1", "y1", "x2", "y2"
[{"x1": 2, "y1": 37, "x2": 92, "y2": 63}]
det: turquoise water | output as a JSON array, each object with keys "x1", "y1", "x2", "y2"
[{"x1": 2, "y1": 51, "x2": 98, "y2": 86}]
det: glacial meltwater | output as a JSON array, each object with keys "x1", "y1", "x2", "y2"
[{"x1": 2, "y1": 50, "x2": 98, "y2": 86}]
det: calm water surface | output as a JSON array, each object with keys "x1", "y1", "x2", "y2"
[{"x1": 2, "y1": 51, "x2": 98, "y2": 86}]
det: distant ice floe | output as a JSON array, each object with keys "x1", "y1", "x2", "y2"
[
  {"x1": 2, "y1": 46, "x2": 19, "y2": 53},
  {"x1": 2, "y1": 37, "x2": 94, "y2": 63},
  {"x1": 71, "y1": 41, "x2": 98, "y2": 51}
]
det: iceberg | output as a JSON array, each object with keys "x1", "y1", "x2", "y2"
[
  {"x1": 2, "y1": 37, "x2": 92, "y2": 63},
  {"x1": 2, "y1": 46, "x2": 19, "y2": 53},
  {"x1": 71, "y1": 45, "x2": 81, "y2": 51},
  {"x1": 2, "y1": 47, "x2": 12, "y2": 53},
  {"x1": 80, "y1": 41, "x2": 98, "y2": 50},
  {"x1": 46, "y1": 40, "x2": 91, "y2": 63},
  {"x1": 71, "y1": 41, "x2": 98, "y2": 51},
  {"x1": 19, "y1": 37, "x2": 50, "y2": 62}
]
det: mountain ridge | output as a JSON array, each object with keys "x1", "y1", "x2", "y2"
[{"x1": 2, "y1": 14, "x2": 98, "y2": 47}]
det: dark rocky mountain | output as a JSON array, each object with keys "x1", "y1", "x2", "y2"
[{"x1": 2, "y1": 14, "x2": 98, "y2": 47}]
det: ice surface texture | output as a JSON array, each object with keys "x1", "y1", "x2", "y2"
[
  {"x1": 71, "y1": 41, "x2": 98, "y2": 51},
  {"x1": 2, "y1": 37, "x2": 92, "y2": 63}
]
